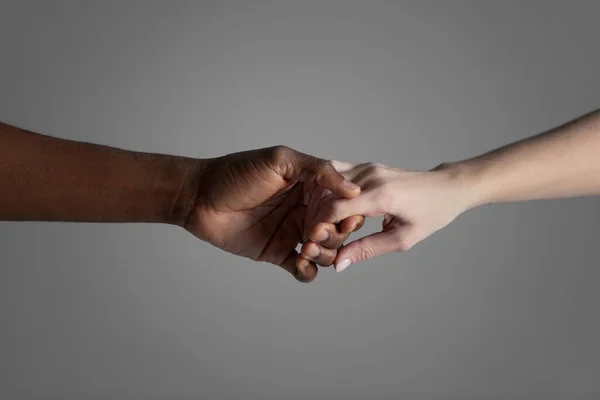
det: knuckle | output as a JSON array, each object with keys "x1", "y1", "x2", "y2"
[
  {"x1": 361, "y1": 162, "x2": 385, "y2": 176},
  {"x1": 363, "y1": 162, "x2": 379, "y2": 175},
  {"x1": 308, "y1": 222, "x2": 328, "y2": 242},
  {"x1": 323, "y1": 231, "x2": 342, "y2": 247},
  {"x1": 357, "y1": 246, "x2": 374, "y2": 261},
  {"x1": 315, "y1": 161, "x2": 335, "y2": 182},
  {"x1": 270, "y1": 145, "x2": 292, "y2": 163},
  {"x1": 357, "y1": 241, "x2": 377, "y2": 261}
]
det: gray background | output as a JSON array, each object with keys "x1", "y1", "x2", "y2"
[{"x1": 1, "y1": 1, "x2": 599, "y2": 399}]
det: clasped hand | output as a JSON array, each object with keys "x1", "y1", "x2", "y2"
[
  {"x1": 185, "y1": 146, "x2": 472, "y2": 282},
  {"x1": 3, "y1": 109, "x2": 598, "y2": 282}
]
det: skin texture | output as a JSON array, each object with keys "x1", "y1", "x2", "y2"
[
  {"x1": 304, "y1": 109, "x2": 600, "y2": 272},
  {"x1": 0, "y1": 122, "x2": 364, "y2": 282}
]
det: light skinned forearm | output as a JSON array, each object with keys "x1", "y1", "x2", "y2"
[
  {"x1": 0, "y1": 122, "x2": 203, "y2": 225},
  {"x1": 446, "y1": 109, "x2": 600, "y2": 209}
]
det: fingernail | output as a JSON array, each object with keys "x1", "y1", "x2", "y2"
[
  {"x1": 343, "y1": 180, "x2": 359, "y2": 191},
  {"x1": 335, "y1": 258, "x2": 351, "y2": 273}
]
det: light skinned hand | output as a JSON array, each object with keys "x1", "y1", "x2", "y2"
[{"x1": 305, "y1": 161, "x2": 476, "y2": 272}]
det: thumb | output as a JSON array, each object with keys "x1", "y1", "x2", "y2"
[
  {"x1": 269, "y1": 146, "x2": 360, "y2": 199},
  {"x1": 333, "y1": 226, "x2": 415, "y2": 272}
]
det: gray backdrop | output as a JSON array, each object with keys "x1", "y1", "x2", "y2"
[{"x1": 1, "y1": 1, "x2": 599, "y2": 399}]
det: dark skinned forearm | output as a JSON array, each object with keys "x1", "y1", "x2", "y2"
[{"x1": 0, "y1": 122, "x2": 203, "y2": 225}]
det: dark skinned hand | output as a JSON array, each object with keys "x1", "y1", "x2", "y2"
[{"x1": 182, "y1": 146, "x2": 365, "y2": 282}]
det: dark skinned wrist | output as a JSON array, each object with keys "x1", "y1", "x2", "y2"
[{"x1": 167, "y1": 156, "x2": 210, "y2": 228}]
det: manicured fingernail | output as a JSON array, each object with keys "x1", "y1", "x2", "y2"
[{"x1": 335, "y1": 258, "x2": 351, "y2": 273}]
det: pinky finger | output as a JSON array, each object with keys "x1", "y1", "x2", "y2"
[{"x1": 283, "y1": 252, "x2": 318, "y2": 283}]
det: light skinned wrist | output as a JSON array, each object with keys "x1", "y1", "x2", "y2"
[{"x1": 433, "y1": 160, "x2": 491, "y2": 211}]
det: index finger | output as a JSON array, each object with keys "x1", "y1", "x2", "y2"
[{"x1": 270, "y1": 146, "x2": 361, "y2": 199}]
